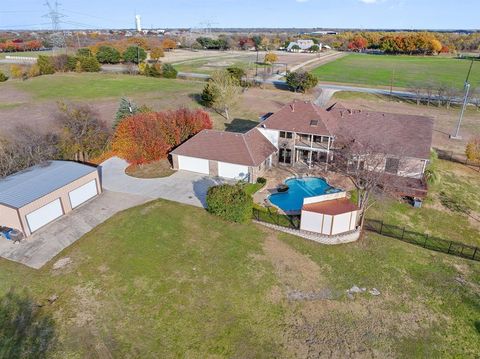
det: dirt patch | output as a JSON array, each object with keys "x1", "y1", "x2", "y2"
[
  {"x1": 259, "y1": 231, "x2": 440, "y2": 357},
  {"x1": 125, "y1": 159, "x2": 174, "y2": 179}
]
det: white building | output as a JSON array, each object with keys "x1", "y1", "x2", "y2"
[{"x1": 135, "y1": 15, "x2": 142, "y2": 32}]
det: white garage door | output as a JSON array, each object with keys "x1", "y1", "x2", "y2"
[
  {"x1": 26, "y1": 199, "x2": 63, "y2": 233},
  {"x1": 178, "y1": 155, "x2": 209, "y2": 175},
  {"x1": 69, "y1": 180, "x2": 98, "y2": 209},
  {"x1": 218, "y1": 162, "x2": 249, "y2": 180}
]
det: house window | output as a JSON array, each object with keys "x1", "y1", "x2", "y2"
[
  {"x1": 385, "y1": 158, "x2": 400, "y2": 174},
  {"x1": 280, "y1": 131, "x2": 293, "y2": 139},
  {"x1": 279, "y1": 148, "x2": 292, "y2": 164}
]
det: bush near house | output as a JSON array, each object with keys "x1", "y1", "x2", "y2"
[
  {"x1": 112, "y1": 108, "x2": 212, "y2": 165},
  {"x1": 206, "y1": 184, "x2": 253, "y2": 223}
]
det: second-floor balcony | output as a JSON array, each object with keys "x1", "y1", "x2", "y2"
[{"x1": 295, "y1": 134, "x2": 331, "y2": 151}]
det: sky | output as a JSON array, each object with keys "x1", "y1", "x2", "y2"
[{"x1": 0, "y1": 0, "x2": 478, "y2": 30}]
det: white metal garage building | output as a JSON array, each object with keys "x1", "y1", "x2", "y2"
[
  {"x1": 170, "y1": 128, "x2": 277, "y2": 183},
  {"x1": 0, "y1": 161, "x2": 101, "y2": 237}
]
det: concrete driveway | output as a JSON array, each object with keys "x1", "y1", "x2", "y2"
[
  {"x1": 0, "y1": 190, "x2": 148, "y2": 269},
  {"x1": 0, "y1": 156, "x2": 224, "y2": 269},
  {"x1": 100, "y1": 156, "x2": 227, "y2": 207}
]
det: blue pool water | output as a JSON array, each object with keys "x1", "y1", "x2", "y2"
[{"x1": 268, "y1": 177, "x2": 340, "y2": 212}]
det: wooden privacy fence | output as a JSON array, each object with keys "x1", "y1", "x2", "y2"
[{"x1": 365, "y1": 219, "x2": 479, "y2": 262}]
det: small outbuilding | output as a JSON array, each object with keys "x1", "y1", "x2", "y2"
[
  {"x1": 300, "y1": 192, "x2": 359, "y2": 236},
  {"x1": 0, "y1": 161, "x2": 101, "y2": 237}
]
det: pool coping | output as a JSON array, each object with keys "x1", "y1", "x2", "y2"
[{"x1": 265, "y1": 175, "x2": 343, "y2": 216}]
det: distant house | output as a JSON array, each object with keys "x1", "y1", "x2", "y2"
[{"x1": 286, "y1": 40, "x2": 315, "y2": 52}]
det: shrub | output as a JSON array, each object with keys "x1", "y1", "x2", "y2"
[
  {"x1": 37, "y1": 55, "x2": 55, "y2": 75},
  {"x1": 78, "y1": 56, "x2": 101, "y2": 72},
  {"x1": 465, "y1": 136, "x2": 480, "y2": 163},
  {"x1": 10, "y1": 64, "x2": 25, "y2": 79},
  {"x1": 257, "y1": 177, "x2": 267, "y2": 184},
  {"x1": 27, "y1": 64, "x2": 41, "y2": 78},
  {"x1": 150, "y1": 47, "x2": 165, "y2": 62},
  {"x1": 145, "y1": 63, "x2": 162, "y2": 78},
  {"x1": 66, "y1": 55, "x2": 78, "y2": 71},
  {"x1": 161, "y1": 63, "x2": 177, "y2": 78},
  {"x1": 123, "y1": 46, "x2": 147, "y2": 64},
  {"x1": 114, "y1": 97, "x2": 139, "y2": 129},
  {"x1": 206, "y1": 184, "x2": 253, "y2": 223},
  {"x1": 52, "y1": 54, "x2": 70, "y2": 72},
  {"x1": 264, "y1": 52, "x2": 278, "y2": 64},
  {"x1": 77, "y1": 48, "x2": 92, "y2": 57},
  {"x1": 0, "y1": 71, "x2": 9, "y2": 82},
  {"x1": 96, "y1": 45, "x2": 121, "y2": 64}
]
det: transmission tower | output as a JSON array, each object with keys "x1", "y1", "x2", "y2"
[{"x1": 43, "y1": 1, "x2": 66, "y2": 50}]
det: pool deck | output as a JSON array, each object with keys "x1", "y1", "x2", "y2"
[{"x1": 253, "y1": 165, "x2": 355, "y2": 214}]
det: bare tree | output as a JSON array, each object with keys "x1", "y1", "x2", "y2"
[
  {"x1": 209, "y1": 70, "x2": 240, "y2": 121},
  {"x1": 444, "y1": 86, "x2": 459, "y2": 109},
  {"x1": 424, "y1": 82, "x2": 435, "y2": 106},
  {"x1": 55, "y1": 102, "x2": 110, "y2": 162},
  {"x1": 0, "y1": 126, "x2": 58, "y2": 178},
  {"x1": 408, "y1": 82, "x2": 423, "y2": 106},
  {"x1": 436, "y1": 83, "x2": 447, "y2": 107},
  {"x1": 331, "y1": 136, "x2": 411, "y2": 231}
]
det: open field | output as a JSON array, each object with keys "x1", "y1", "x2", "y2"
[
  {"x1": 313, "y1": 54, "x2": 480, "y2": 89},
  {"x1": 0, "y1": 199, "x2": 478, "y2": 357},
  {"x1": 0, "y1": 72, "x2": 310, "y2": 134}
]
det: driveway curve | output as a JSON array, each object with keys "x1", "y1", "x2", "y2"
[{"x1": 100, "y1": 157, "x2": 227, "y2": 208}]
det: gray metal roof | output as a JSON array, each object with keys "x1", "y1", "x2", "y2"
[{"x1": 0, "y1": 161, "x2": 98, "y2": 208}]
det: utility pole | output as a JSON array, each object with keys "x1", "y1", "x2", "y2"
[
  {"x1": 43, "y1": 1, "x2": 66, "y2": 55},
  {"x1": 451, "y1": 58, "x2": 474, "y2": 140},
  {"x1": 390, "y1": 68, "x2": 395, "y2": 97},
  {"x1": 255, "y1": 49, "x2": 259, "y2": 77}
]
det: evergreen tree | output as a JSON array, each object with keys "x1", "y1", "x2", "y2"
[{"x1": 114, "y1": 98, "x2": 139, "y2": 129}]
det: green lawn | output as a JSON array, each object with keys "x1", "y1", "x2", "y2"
[
  {"x1": 368, "y1": 160, "x2": 480, "y2": 247},
  {"x1": 0, "y1": 198, "x2": 478, "y2": 357},
  {"x1": 312, "y1": 53, "x2": 480, "y2": 89},
  {"x1": 13, "y1": 73, "x2": 204, "y2": 100}
]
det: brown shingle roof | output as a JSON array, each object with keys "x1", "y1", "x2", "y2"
[
  {"x1": 260, "y1": 100, "x2": 336, "y2": 136},
  {"x1": 170, "y1": 129, "x2": 277, "y2": 167},
  {"x1": 327, "y1": 105, "x2": 433, "y2": 160},
  {"x1": 302, "y1": 198, "x2": 359, "y2": 215}
]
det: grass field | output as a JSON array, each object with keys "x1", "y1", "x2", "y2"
[
  {"x1": 312, "y1": 53, "x2": 480, "y2": 89},
  {"x1": 0, "y1": 199, "x2": 478, "y2": 357},
  {"x1": 13, "y1": 73, "x2": 204, "y2": 100}
]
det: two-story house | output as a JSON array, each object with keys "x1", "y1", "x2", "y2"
[{"x1": 257, "y1": 101, "x2": 336, "y2": 168}]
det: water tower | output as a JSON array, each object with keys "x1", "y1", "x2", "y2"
[{"x1": 135, "y1": 15, "x2": 142, "y2": 32}]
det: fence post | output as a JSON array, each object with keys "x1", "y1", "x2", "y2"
[
  {"x1": 401, "y1": 227, "x2": 405, "y2": 240},
  {"x1": 473, "y1": 247, "x2": 478, "y2": 261},
  {"x1": 423, "y1": 234, "x2": 428, "y2": 248},
  {"x1": 447, "y1": 241, "x2": 453, "y2": 254},
  {"x1": 379, "y1": 221, "x2": 384, "y2": 234}
]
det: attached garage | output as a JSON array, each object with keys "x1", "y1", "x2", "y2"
[
  {"x1": 218, "y1": 162, "x2": 249, "y2": 181},
  {"x1": 0, "y1": 161, "x2": 101, "y2": 237},
  {"x1": 170, "y1": 129, "x2": 277, "y2": 183},
  {"x1": 177, "y1": 155, "x2": 210, "y2": 175}
]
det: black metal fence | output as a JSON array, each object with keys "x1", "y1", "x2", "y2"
[
  {"x1": 252, "y1": 208, "x2": 300, "y2": 229},
  {"x1": 365, "y1": 219, "x2": 479, "y2": 262}
]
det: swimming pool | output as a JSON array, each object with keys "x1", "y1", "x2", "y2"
[{"x1": 268, "y1": 177, "x2": 340, "y2": 212}]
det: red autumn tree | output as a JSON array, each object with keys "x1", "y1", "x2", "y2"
[
  {"x1": 112, "y1": 108, "x2": 212, "y2": 165},
  {"x1": 348, "y1": 36, "x2": 368, "y2": 52}
]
